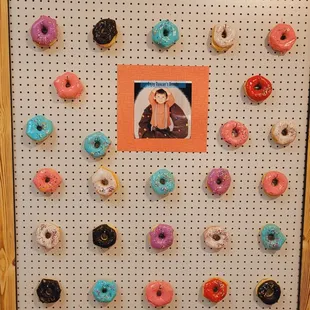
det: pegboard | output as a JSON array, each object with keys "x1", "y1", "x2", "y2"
[{"x1": 8, "y1": 0, "x2": 309, "y2": 309}]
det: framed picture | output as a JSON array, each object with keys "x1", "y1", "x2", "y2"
[{"x1": 117, "y1": 65, "x2": 209, "y2": 152}]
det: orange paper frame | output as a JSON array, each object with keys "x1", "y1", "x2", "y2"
[{"x1": 117, "y1": 65, "x2": 209, "y2": 152}]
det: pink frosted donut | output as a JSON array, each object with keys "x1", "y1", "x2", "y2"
[
  {"x1": 268, "y1": 24, "x2": 296, "y2": 53},
  {"x1": 31, "y1": 16, "x2": 58, "y2": 47},
  {"x1": 53, "y1": 72, "x2": 83, "y2": 99},
  {"x1": 261, "y1": 171, "x2": 288, "y2": 197},
  {"x1": 220, "y1": 121, "x2": 249, "y2": 147},
  {"x1": 33, "y1": 168, "x2": 62, "y2": 193},
  {"x1": 145, "y1": 281, "x2": 174, "y2": 307},
  {"x1": 206, "y1": 168, "x2": 231, "y2": 195}
]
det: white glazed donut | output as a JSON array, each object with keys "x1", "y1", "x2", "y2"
[
  {"x1": 92, "y1": 166, "x2": 119, "y2": 197},
  {"x1": 36, "y1": 223, "x2": 60, "y2": 249},
  {"x1": 271, "y1": 121, "x2": 297, "y2": 145},
  {"x1": 204, "y1": 226, "x2": 229, "y2": 249},
  {"x1": 212, "y1": 24, "x2": 236, "y2": 52}
]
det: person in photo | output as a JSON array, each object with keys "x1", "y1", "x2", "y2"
[{"x1": 138, "y1": 88, "x2": 189, "y2": 138}]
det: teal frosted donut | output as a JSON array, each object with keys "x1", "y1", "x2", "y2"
[
  {"x1": 150, "y1": 169, "x2": 175, "y2": 195},
  {"x1": 84, "y1": 132, "x2": 111, "y2": 158},
  {"x1": 92, "y1": 280, "x2": 117, "y2": 303},
  {"x1": 261, "y1": 224, "x2": 286, "y2": 250},
  {"x1": 26, "y1": 115, "x2": 53, "y2": 142},
  {"x1": 152, "y1": 20, "x2": 179, "y2": 48}
]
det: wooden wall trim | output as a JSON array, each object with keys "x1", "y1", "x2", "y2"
[{"x1": 0, "y1": 0, "x2": 17, "y2": 309}]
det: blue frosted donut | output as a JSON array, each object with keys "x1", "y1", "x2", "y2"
[
  {"x1": 26, "y1": 115, "x2": 53, "y2": 142},
  {"x1": 261, "y1": 224, "x2": 286, "y2": 250},
  {"x1": 84, "y1": 132, "x2": 111, "y2": 158},
  {"x1": 152, "y1": 20, "x2": 179, "y2": 48},
  {"x1": 150, "y1": 169, "x2": 175, "y2": 195},
  {"x1": 92, "y1": 280, "x2": 117, "y2": 303}
]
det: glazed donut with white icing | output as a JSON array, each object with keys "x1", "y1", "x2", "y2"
[
  {"x1": 36, "y1": 223, "x2": 60, "y2": 250},
  {"x1": 92, "y1": 166, "x2": 119, "y2": 197},
  {"x1": 212, "y1": 24, "x2": 237, "y2": 52},
  {"x1": 204, "y1": 226, "x2": 229, "y2": 250},
  {"x1": 271, "y1": 121, "x2": 297, "y2": 145}
]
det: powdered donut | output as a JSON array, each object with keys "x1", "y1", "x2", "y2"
[
  {"x1": 271, "y1": 121, "x2": 297, "y2": 145},
  {"x1": 212, "y1": 24, "x2": 236, "y2": 52},
  {"x1": 92, "y1": 166, "x2": 119, "y2": 197},
  {"x1": 204, "y1": 226, "x2": 229, "y2": 249},
  {"x1": 36, "y1": 223, "x2": 60, "y2": 250}
]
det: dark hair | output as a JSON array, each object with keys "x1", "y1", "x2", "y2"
[{"x1": 155, "y1": 88, "x2": 168, "y2": 98}]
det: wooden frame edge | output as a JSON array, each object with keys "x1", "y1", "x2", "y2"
[
  {"x1": 0, "y1": 0, "x2": 17, "y2": 309},
  {"x1": 300, "y1": 123, "x2": 310, "y2": 310}
]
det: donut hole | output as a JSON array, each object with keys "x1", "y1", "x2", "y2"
[
  {"x1": 156, "y1": 290, "x2": 162, "y2": 297},
  {"x1": 281, "y1": 128, "x2": 288, "y2": 136},
  {"x1": 45, "y1": 287, "x2": 54, "y2": 296},
  {"x1": 232, "y1": 128, "x2": 239, "y2": 137},
  {"x1": 45, "y1": 177, "x2": 51, "y2": 183},
  {"x1": 41, "y1": 26, "x2": 48, "y2": 35},
  {"x1": 213, "y1": 286, "x2": 219, "y2": 293},
  {"x1": 101, "y1": 287, "x2": 108, "y2": 294},
  {"x1": 272, "y1": 178, "x2": 279, "y2": 186},
  {"x1": 36, "y1": 125, "x2": 43, "y2": 131},
  {"x1": 160, "y1": 178, "x2": 166, "y2": 185},
  {"x1": 254, "y1": 84, "x2": 262, "y2": 90},
  {"x1": 221, "y1": 30, "x2": 227, "y2": 38},
  {"x1": 100, "y1": 233, "x2": 109, "y2": 241},
  {"x1": 216, "y1": 178, "x2": 222, "y2": 185},
  {"x1": 268, "y1": 233, "x2": 275, "y2": 241},
  {"x1": 101, "y1": 179, "x2": 109, "y2": 186},
  {"x1": 65, "y1": 78, "x2": 71, "y2": 88},
  {"x1": 158, "y1": 232, "x2": 165, "y2": 239},
  {"x1": 265, "y1": 287, "x2": 274, "y2": 298},
  {"x1": 163, "y1": 28, "x2": 169, "y2": 36},
  {"x1": 45, "y1": 232, "x2": 51, "y2": 239},
  {"x1": 212, "y1": 234, "x2": 221, "y2": 241},
  {"x1": 280, "y1": 34, "x2": 286, "y2": 40},
  {"x1": 94, "y1": 141, "x2": 101, "y2": 148}
]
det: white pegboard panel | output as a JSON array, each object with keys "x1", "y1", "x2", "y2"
[{"x1": 9, "y1": 0, "x2": 309, "y2": 309}]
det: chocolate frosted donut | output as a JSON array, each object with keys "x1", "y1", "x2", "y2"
[
  {"x1": 93, "y1": 18, "x2": 118, "y2": 47},
  {"x1": 93, "y1": 224, "x2": 117, "y2": 248},
  {"x1": 256, "y1": 279, "x2": 281, "y2": 305},
  {"x1": 37, "y1": 279, "x2": 61, "y2": 303}
]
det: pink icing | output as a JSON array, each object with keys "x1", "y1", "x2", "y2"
[
  {"x1": 53, "y1": 72, "x2": 84, "y2": 99},
  {"x1": 262, "y1": 171, "x2": 288, "y2": 196},
  {"x1": 145, "y1": 281, "x2": 174, "y2": 307},
  {"x1": 149, "y1": 224, "x2": 174, "y2": 249},
  {"x1": 31, "y1": 15, "x2": 58, "y2": 47},
  {"x1": 207, "y1": 168, "x2": 231, "y2": 195},
  {"x1": 33, "y1": 168, "x2": 62, "y2": 193},
  {"x1": 220, "y1": 121, "x2": 249, "y2": 147},
  {"x1": 268, "y1": 24, "x2": 296, "y2": 53}
]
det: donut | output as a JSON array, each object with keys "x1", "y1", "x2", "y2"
[
  {"x1": 92, "y1": 224, "x2": 117, "y2": 248},
  {"x1": 244, "y1": 75, "x2": 272, "y2": 102},
  {"x1": 204, "y1": 226, "x2": 229, "y2": 250},
  {"x1": 152, "y1": 20, "x2": 179, "y2": 48},
  {"x1": 212, "y1": 24, "x2": 236, "y2": 52},
  {"x1": 202, "y1": 278, "x2": 228, "y2": 303},
  {"x1": 92, "y1": 280, "x2": 117, "y2": 303},
  {"x1": 92, "y1": 166, "x2": 119, "y2": 197},
  {"x1": 271, "y1": 121, "x2": 297, "y2": 145},
  {"x1": 149, "y1": 224, "x2": 174, "y2": 250},
  {"x1": 268, "y1": 23, "x2": 296, "y2": 53},
  {"x1": 206, "y1": 168, "x2": 231, "y2": 195},
  {"x1": 92, "y1": 18, "x2": 118, "y2": 48},
  {"x1": 256, "y1": 279, "x2": 281, "y2": 305},
  {"x1": 36, "y1": 223, "x2": 61, "y2": 250},
  {"x1": 53, "y1": 72, "x2": 84, "y2": 100},
  {"x1": 145, "y1": 280, "x2": 174, "y2": 307},
  {"x1": 261, "y1": 171, "x2": 288, "y2": 197},
  {"x1": 33, "y1": 168, "x2": 62, "y2": 193},
  {"x1": 37, "y1": 279, "x2": 61, "y2": 303},
  {"x1": 260, "y1": 224, "x2": 286, "y2": 250},
  {"x1": 150, "y1": 169, "x2": 175, "y2": 195},
  {"x1": 26, "y1": 115, "x2": 54, "y2": 142},
  {"x1": 220, "y1": 120, "x2": 249, "y2": 147},
  {"x1": 84, "y1": 132, "x2": 111, "y2": 158},
  {"x1": 31, "y1": 15, "x2": 58, "y2": 47}
]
